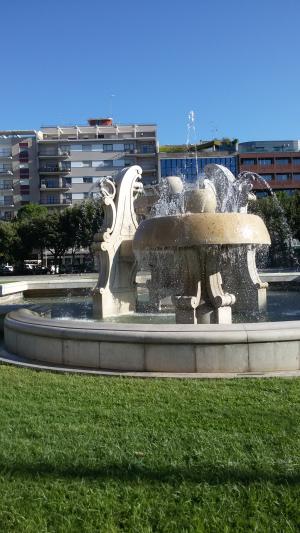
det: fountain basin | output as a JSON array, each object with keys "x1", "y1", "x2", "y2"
[
  {"x1": 133, "y1": 213, "x2": 270, "y2": 251},
  {"x1": 4, "y1": 308, "x2": 300, "y2": 374}
]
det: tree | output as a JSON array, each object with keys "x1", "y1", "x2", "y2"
[
  {"x1": 0, "y1": 221, "x2": 18, "y2": 264},
  {"x1": 40, "y1": 211, "x2": 75, "y2": 271},
  {"x1": 249, "y1": 192, "x2": 300, "y2": 268},
  {"x1": 77, "y1": 199, "x2": 104, "y2": 253},
  {"x1": 17, "y1": 203, "x2": 48, "y2": 221},
  {"x1": 15, "y1": 205, "x2": 49, "y2": 264}
]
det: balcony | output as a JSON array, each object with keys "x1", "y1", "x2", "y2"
[
  {"x1": 39, "y1": 165, "x2": 71, "y2": 175},
  {"x1": 40, "y1": 197, "x2": 72, "y2": 206},
  {"x1": 40, "y1": 180, "x2": 71, "y2": 191},
  {"x1": 39, "y1": 149, "x2": 70, "y2": 159},
  {"x1": 0, "y1": 169, "x2": 13, "y2": 175}
]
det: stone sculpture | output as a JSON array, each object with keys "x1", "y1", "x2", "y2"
[{"x1": 93, "y1": 165, "x2": 143, "y2": 318}]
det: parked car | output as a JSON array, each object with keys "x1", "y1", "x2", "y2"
[
  {"x1": 0, "y1": 264, "x2": 14, "y2": 275},
  {"x1": 33, "y1": 265, "x2": 51, "y2": 275}
]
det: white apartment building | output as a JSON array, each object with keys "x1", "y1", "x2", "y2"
[
  {"x1": 0, "y1": 119, "x2": 158, "y2": 218},
  {"x1": 38, "y1": 118, "x2": 158, "y2": 208}
]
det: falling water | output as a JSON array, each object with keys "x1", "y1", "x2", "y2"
[{"x1": 242, "y1": 171, "x2": 299, "y2": 268}]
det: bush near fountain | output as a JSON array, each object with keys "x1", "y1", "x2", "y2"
[{"x1": 0, "y1": 365, "x2": 300, "y2": 532}]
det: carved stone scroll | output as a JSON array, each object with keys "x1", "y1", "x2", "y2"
[{"x1": 93, "y1": 165, "x2": 143, "y2": 318}]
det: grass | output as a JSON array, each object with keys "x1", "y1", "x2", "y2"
[{"x1": 0, "y1": 367, "x2": 300, "y2": 532}]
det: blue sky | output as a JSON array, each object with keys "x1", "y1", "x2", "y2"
[{"x1": 1, "y1": 0, "x2": 300, "y2": 144}]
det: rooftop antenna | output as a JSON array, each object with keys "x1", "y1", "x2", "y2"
[{"x1": 109, "y1": 94, "x2": 115, "y2": 120}]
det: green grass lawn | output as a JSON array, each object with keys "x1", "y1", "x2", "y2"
[{"x1": 0, "y1": 366, "x2": 300, "y2": 532}]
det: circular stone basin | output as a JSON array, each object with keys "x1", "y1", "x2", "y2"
[
  {"x1": 133, "y1": 213, "x2": 271, "y2": 251},
  {"x1": 4, "y1": 308, "x2": 300, "y2": 375}
]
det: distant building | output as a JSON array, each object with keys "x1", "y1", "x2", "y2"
[
  {"x1": 0, "y1": 130, "x2": 38, "y2": 220},
  {"x1": 0, "y1": 119, "x2": 158, "y2": 219},
  {"x1": 238, "y1": 140, "x2": 300, "y2": 196},
  {"x1": 38, "y1": 119, "x2": 158, "y2": 209},
  {"x1": 159, "y1": 151, "x2": 238, "y2": 181}
]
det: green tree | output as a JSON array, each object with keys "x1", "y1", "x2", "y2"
[
  {"x1": 77, "y1": 199, "x2": 104, "y2": 253},
  {"x1": 250, "y1": 192, "x2": 299, "y2": 267},
  {"x1": 0, "y1": 221, "x2": 18, "y2": 264},
  {"x1": 17, "y1": 203, "x2": 48, "y2": 221}
]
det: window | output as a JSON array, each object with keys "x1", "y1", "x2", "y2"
[
  {"x1": 276, "y1": 174, "x2": 289, "y2": 181},
  {"x1": 258, "y1": 159, "x2": 273, "y2": 166},
  {"x1": 92, "y1": 160, "x2": 110, "y2": 169},
  {"x1": 0, "y1": 149, "x2": 11, "y2": 157},
  {"x1": 19, "y1": 142, "x2": 28, "y2": 148},
  {"x1": 141, "y1": 144, "x2": 154, "y2": 153},
  {"x1": 45, "y1": 195, "x2": 59, "y2": 204},
  {"x1": 71, "y1": 161, "x2": 91, "y2": 168},
  {"x1": 124, "y1": 143, "x2": 134, "y2": 152},
  {"x1": 293, "y1": 174, "x2": 300, "y2": 180},
  {"x1": 242, "y1": 159, "x2": 256, "y2": 165},
  {"x1": 81, "y1": 144, "x2": 92, "y2": 151},
  {"x1": 0, "y1": 180, "x2": 13, "y2": 189},
  {"x1": 113, "y1": 159, "x2": 125, "y2": 167},
  {"x1": 19, "y1": 150, "x2": 29, "y2": 162},
  {"x1": 4, "y1": 196, "x2": 13, "y2": 206},
  {"x1": 70, "y1": 144, "x2": 82, "y2": 152},
  {"x1": 276, "y1": 158, "x2": 289, "y2": 165},
  {"x1": 103, "y1": 144, "x2": 113, "y2": 152},
  {"x1": 20, "y1": 168, "x2": 29, "y2": 178},
  {"x1": 262, "y1": 174, "x2": 273, "y2": 181},
  {"x1": 83, "y1": 177, "x2": 93, "y2": 183},
  {"x1": 256, "y1": 191, "x2": 268, "y2": 198},
  {"x1": 0, "y1": 163, "x2": 12, "y2": 172},
  {"x1": 293, "y1": 158, "x2": 300, "y2": 165},
  {"x1": 92, "y1": 144, "x2": 103, "y2": 152}
]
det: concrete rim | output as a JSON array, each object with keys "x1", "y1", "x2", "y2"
[{"x1": 4, "y1": 309, "x2": 300, "y2": 375}]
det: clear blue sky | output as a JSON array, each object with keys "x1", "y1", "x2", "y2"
[{"x1": 1, "y1": 0, "x2": 300, "y2": 144}]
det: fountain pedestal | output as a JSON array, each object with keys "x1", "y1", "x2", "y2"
[{"x1": 133, "y1": 213, "x2": 271, "y2": 325}]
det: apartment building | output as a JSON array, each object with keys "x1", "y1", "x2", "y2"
[
  {"x1": 238, "y1": 140, "x2": 300, "y2": 196},
  {"x1": 0, "y1": 130, "x2": 39, "y2": 220},
  {"x1": 0, "y1": 119, "x2": 158, "y2": 219},
  {"x1": 38, "y1": 119, "x2": 158, "y2": 208}
]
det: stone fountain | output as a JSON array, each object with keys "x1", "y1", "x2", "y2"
[
  {"x1": 92, "y1": 163, "x2": 270, "y2": 325},
  {"x1": 4, "y1": 165, "x2": 300, "y2": 376}
]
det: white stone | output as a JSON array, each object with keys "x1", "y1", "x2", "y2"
[
  {"x1": 100, "y1": 342, "x2": 144, "y2": 371},
  {"x1": 145, "y1": 344, "x2": 195, "y2": 373}
]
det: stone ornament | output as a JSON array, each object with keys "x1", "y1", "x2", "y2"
[{"x1": 93, "y1": 165, "x2": 143, "y2": 318}]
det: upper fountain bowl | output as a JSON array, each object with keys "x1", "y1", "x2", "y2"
[{"x1": 133, "y1": 213, "x2": 271, "y2": 251}]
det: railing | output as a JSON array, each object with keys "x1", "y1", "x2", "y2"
[
  {"x1": 0, "y1": 169, "x2": 13, "y2": 175},
  {"x1": 39, "y1": 166, "x2": 71, "y2": 173}
]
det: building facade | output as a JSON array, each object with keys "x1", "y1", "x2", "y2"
[
  {"x1": 0, "y1": 119, "x2": 158, "y2": 219},
  {"x1": 238, "y1": 141, "x2": 300, "y2": 196},
  {"x1": 0, "y1": 130, "x2": 38, "y2": 220},
  {"x1": 159, "y1": 152, "x2": 238, "y2": 181},
  {"x1": 38, "y1": 119, "x2": 158, "y2": 209}
]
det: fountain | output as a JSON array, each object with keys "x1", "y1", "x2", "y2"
[
  {"x1": 133, "y1": 165, "x2": 270, "y2": 325},
  {"x1": 3, "y1": 165, "x2": 300, "y2": 376}
]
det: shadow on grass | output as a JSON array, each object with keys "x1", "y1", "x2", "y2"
[{"x1": 1, "y1": 461, "x2": 300, "y2": 485}]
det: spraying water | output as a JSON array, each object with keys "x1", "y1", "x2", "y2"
[{"x1": 185, "y1": 110, "x2": 199, "y2": 180}]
